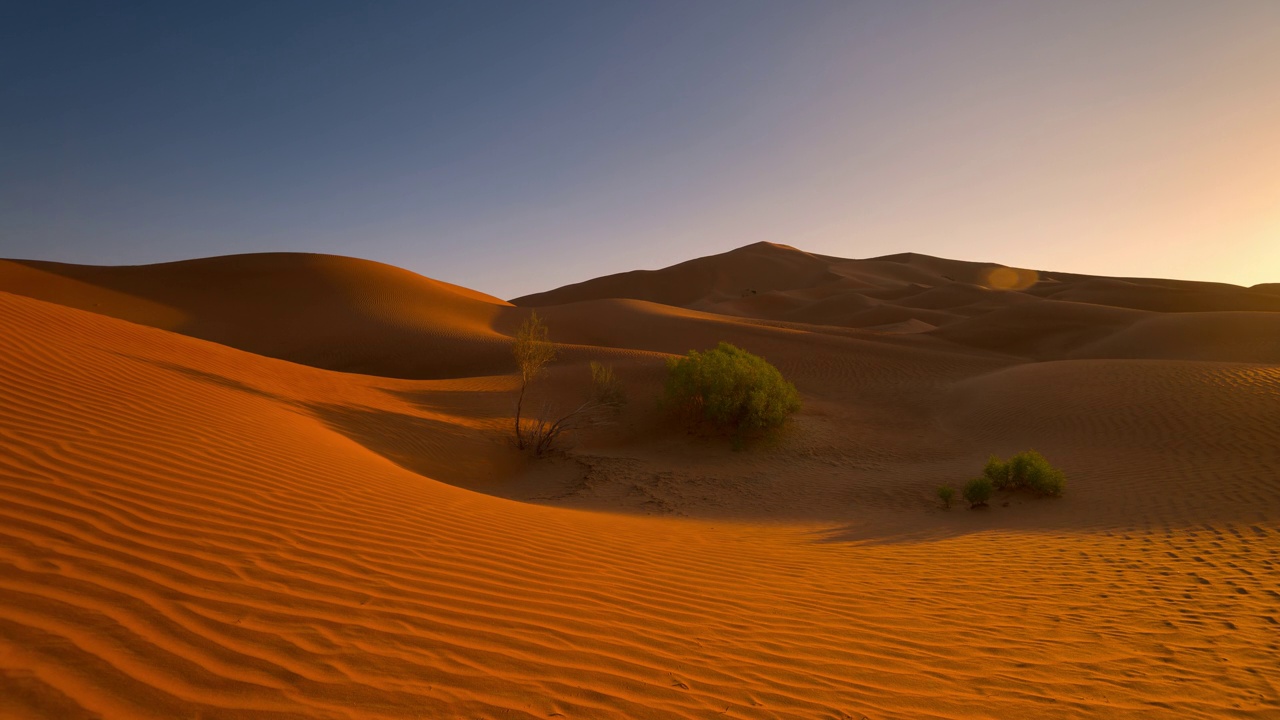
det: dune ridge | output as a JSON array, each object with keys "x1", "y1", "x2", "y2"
[
  {"x1": 0, "y1": 254, "x2": 514, "y2": 379},
  {"x1": 514, "y1": 242, "x2": 1280, "y2": 363}
]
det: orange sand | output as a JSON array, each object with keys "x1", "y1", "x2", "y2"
[{"x1": 1, "y1": 243, "x2": 1277, "y2": 718}]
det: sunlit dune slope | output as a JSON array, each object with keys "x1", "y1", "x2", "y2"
[{"x1": 0, "y1": 254, "x2": 513, "y2": 379}]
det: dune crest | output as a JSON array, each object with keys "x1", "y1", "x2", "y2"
[
  {"x1": 0, "y1": 254, "x2": 514, "y2": 379},
  {"x1": 513, "y1": 244, "x2": 1280, "y2": 363}
]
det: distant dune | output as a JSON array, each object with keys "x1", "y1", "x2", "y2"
[
  {"x1": 1071, "y1": 311, "x2": 1280, "y2": 363},
  {"x1": 1, "y1": 243, "x2": 1277, "y2": 718},
  {"x1": 514, "y1": 241, "x2": 1280, "y2": 363},
  {"x1": 0, "y1": 253, "x2": 513, "y2": 378}
]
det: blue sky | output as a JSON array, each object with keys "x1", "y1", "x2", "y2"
[{"x1": 3, "y1": 1, "x2": 1278, "y2": 298}]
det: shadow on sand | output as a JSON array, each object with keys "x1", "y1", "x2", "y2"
[
  {"x1": 302, "y1": 401, "x2": 512, "y2": 488},
  {"x1": 110, "y1": 353, "x2": 1271, "y2": 546},
  {"x1": 123, "y1": 353, "x2": 515, "y2": 491}
]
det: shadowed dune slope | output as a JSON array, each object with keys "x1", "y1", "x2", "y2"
[
  {"x1": 511, "y1": 243, "x2": 1006, "y2": 310},
  {"x1": 1029, "y1": 276, "x2": 1280, "y2": 313},
  {"x1": 929, "y1": 300, "x2": 1151, "y2": 360},
  {"x1": 0, "y1": 254, "x2": 514, "y2": 379},
  {"x1": 939, "y1": 359, "x2": 1280, "y2": 527},
  {"x1": 511, "y1": 242, "x2": 842, "y2": 309},
  {"x1": 1070, "y1": 311, "x2": 1280, "y2": 363},
  {"x1": 513, "y1": 243, "x2": 1280, "y2": 362}
]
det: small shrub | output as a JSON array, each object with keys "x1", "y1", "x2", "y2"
[
  {"x1": 984, "y1": 450, "x2": 1066, "y2": 497},
  {"x1": 589, "y1": 361, "x2": 626, "y2": 409},
  {"x1": 1012, "y1": 450, "x2": 1065, "y2": 496},
  {"x1": 963, "y1": 477, "x2": 993, "y2": 508},
  {"x1": 1008, "y1": 452, "x2": 1035, "y2": 488},
  {"x1": 664, "y1": 342, "x2": 800, "y2": 437},
  {"x1": 1030, "y1": 468, "x2": 1065, "y2": 497},
  {"x1": 512, "y1": 311, "x2": 556, "y2": 449},
  {"x1": 510, "y1": 315, "x2": 624, "y2": 457},
  {"x1": 523, "y1": 363, "x2": 628, "y2": 457},
  {"x1": 984, "y1": 455, "x2": 1012, "y2": 490},
  {"x1": 937, "y1": 484, "x2": 955, "y2": 509}
]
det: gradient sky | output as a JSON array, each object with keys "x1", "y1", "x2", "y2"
[{"x1": 4, "y1": 1, "x2": 1278, "y2": 299}]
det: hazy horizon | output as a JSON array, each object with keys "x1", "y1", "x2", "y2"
[{"x1": 4, "y1": 1, "x2": 1278, "y2": 298}]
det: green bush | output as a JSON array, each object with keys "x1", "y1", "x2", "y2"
[
  {"x1": 963, "y1": 477, "x2": 993, "y2": 508},
  {"x1": 937, "y1": 484, "x2": 955, "y2": 509},
  {"x1": 984, "y1": 455, "x2": 1012, "y2": 490},
  {"x1": 985, "y1": 450, "x2": 1066, "y2": 497},
  {"x1": 1030, "y1": 469, "x2": 1066, "y2": 497},
  {"x1": 664, "y1": 342, "x2": 800, "y2": 436},
  {"x1": 1018, "y1": 451, "x2": 1066, "y2": 496}
]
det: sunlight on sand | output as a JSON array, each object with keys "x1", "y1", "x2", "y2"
[{"x1": 984, "y1": 266, "x2": 1039, "y2": 291}]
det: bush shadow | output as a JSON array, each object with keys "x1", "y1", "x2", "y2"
[{"x1": 302, "y1": 402, "x2": 514, "y2": 488}]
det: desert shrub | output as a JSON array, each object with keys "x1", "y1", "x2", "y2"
[
  {"x1": 522, "y1": 364, "x2": 626, "y2": 457},
  {"x1": 664, "y1": 342, "x2": 800, "y2": 436},
  {"x1": 1029, "y1": 468, "x2": 1066, "y2": 497},
  {"x1": 963, "y1": 477, "x2": 993, "y2": 508},
  {"x1": 512, "y1": 311, "x2": 556, "y2": 449},
  {"x1": 1014, "y1": 450, "x2": 1066, "y2": 496},
  {"x1": 1008, "y1": 452, "x2": 1036, "y2": 489},
  {"x1": 511, "y1": 316, "x2": 625, "y2": 456},
  {"x1": 983, "y1": 455, "x2": 1012, "y2": 490},
  {"x1": 984, "y1": 450, "x2": 1066, "y2": 497},
  {"x1": 937, "y1": 484, "x2": 955, "y2": 509},
  {"x1": 589, "y1": 361, "x2": 626, "y2": 409}
]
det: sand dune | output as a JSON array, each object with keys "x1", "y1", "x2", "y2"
[
  {"x1": 511, "y1": 242, "x2": 841, "y2": 309},
  {"x1": 1029, "y1": 276, "x2": 1280, "y2": 313},
  {"x1": 514, "y1": 243, "x2": 1280, "y2": 364},
  {"x1": 511, "y1": 244, "x2": 1009, "y2": 310},
  {"x1": 889, "y1": 282, "x2": 999, "y2": 311},
  {"x1": 942, "y1": 359, "x2": 1280, "y2": 527},
  {"x1": 0, "y1": 254, "x2": 514, "y2": 379},
  {"x1": 1068, "y1": 311, "x2": 1280, "y2": 364},
  {"x1": 2, "y1": 242, "x2": 1278, "y2": 719},
  {"x1": 931, "y1": 299, "x2": 1150, "y2": 360}
]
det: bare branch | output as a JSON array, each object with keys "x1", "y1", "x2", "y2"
[{"x1": 512, "y1": 311, "x2": 555, "y2": 449}]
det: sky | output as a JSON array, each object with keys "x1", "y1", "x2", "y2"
[{"x1": 3, "y1": 0, "x2": 1278, "y2": 299}]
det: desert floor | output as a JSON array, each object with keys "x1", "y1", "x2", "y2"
[{"x1": 1, "y1": 243, "x2": 1277, "y2": 719}]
